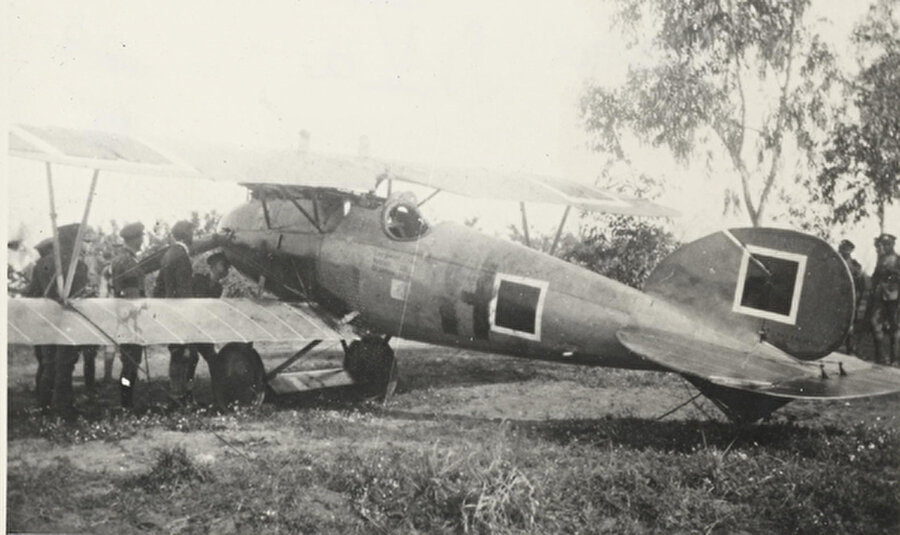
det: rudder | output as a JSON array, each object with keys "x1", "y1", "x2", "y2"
[{"x1": 644, "y1": 228, "x2": 853, "y2": 360}]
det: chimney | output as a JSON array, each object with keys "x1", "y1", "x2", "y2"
[
  {"x1": 298, "y1": 130, "x2": 310, "y2": 154},
  {"x1": 358, "y1": 135, "x2": 370, "y2": 158}
]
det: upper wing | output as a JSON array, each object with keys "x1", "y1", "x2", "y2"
[
  {"x1": 10, "y1": 124, "x2": 203, "y2": 179},
  {"x1": 8, "y1": 297, "x2": 353, "y2": 346},
  {"x1": 617, "y1": 327, "x2": 900, "y2": 399},
  {"x1": 10, "y1": 124, "x2": 677, "y2": 217},
  {"x1": 389, "y1": 164, "x2": 680, "y2": 217}
]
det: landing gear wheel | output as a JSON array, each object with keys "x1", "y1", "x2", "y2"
[
  {"x1": 211, "y1": 342, "x2": 267, "y2": 410},
  {"x1": 343, "y1": 336, "x2": 398, "y2": 402}
]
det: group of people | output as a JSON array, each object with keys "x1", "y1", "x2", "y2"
[
  {"x1": 23, "y1": 219, "x2": 233, "y2": 418},
  {"x1": 839, "y1": 233, "x2": 900, "y2": 365}
]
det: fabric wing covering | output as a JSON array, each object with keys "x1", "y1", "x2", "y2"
[
  {"x1": 8, "y1": 298, "x2": 351, "y2": 346},
  {"x1": 10, "y1": 124, "x2": 677, "y2": 217},
  {"x1": 9, "y1": 124, "x2": 202, "y2": 179}
]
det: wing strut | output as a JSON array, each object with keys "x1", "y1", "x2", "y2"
[
  {"x1": 519, "y1": 202, "x2": 531, "y2": 247},
  {"x1": 262, "y1": 198, "x2": 273, "y2": 229},
  {"x1": 63, "y1": 168, "x2": 100, "y2": 300},
  {"x1": 280, "y1": 186, "x2": 324, "y2": 233},
  {"x1": 549, "y1": 205, "x2": 572, "y2": 256},
  {"x1": 45, "y1": 162, "x2": 67, "y2": 299},
  {"x1": 417, "y1": 188, "x2": 441, "y2": 208}
]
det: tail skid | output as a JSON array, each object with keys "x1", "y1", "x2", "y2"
[{"x1": 683, "y1": 376, "x2": 791, "y2": 423}]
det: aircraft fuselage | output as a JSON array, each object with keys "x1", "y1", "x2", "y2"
[{"x1": 218, "y1": 196, "x2": 703, "y2": 371}]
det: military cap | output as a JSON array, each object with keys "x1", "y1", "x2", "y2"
[
  {"x1": 875, "y1": 233, "x2": 896, "y2": 246},
  {"x1": 120, "y1": 222, "x2": 145, "y2": 240},
  {"x1": 206, "y1": 251, "x2": 230, "y2": 267},
  {"x1": 57, "y1": 223, "x2": 82, "y2": 247},
  {"x1": 839, "y1": 239, "x2": 855, "y2": 252},
  {"x1": 171, "y1": 220, "x2": 195, "y2": 241},
  {"x1": 34, "y1": 237, "x2": 54, "y2": 257}
]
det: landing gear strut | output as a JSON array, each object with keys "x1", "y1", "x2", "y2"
[{"x1": 343, "y1": 335, "x2": 398, "y2": 401}]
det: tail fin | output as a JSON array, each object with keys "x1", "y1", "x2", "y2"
[{"x1": 644, "y1": 228, "x2": 853, "y2": 360}]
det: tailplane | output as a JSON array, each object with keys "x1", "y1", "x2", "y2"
[{"x1": 620, "y1": 228, "x2": 900, "y2": 422}]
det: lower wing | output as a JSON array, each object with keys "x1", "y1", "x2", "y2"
[{"x1": 7, "y1": 298, "x2": 353, "y2": 346}]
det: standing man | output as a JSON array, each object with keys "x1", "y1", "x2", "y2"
[
  {"x1": 30, "y1": 237, "x2": 55, "y2": 395},
  {"x1": 870, "y1": 233, "x2": 900, "y2": 365},
  {"x1": 158, "y1": 220, "x2": 196, "y2": 405},
  {"x1": 25, "y1": 224, "x2": 88, "y2": 418},
  {"x1": 110, "y1": 222, "x2": 147, "y2": 409},
  {"x1": 78, "y1": 227, "x2": 100, "y2": 392},
  {"x1": 838, "y1": 240, "x2": 868, "y2": 355},
  {"x1": 186, "y1": 252, "x2": 232, "y2": 395}
]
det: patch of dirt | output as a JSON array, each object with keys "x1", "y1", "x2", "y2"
[{"x1": 393, "y1": 379, "x2": 703, "y2": 421}]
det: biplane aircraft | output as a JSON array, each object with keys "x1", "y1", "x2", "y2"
[{"x1": 8, "y1": 124, "x2": 900, "y2": 421}]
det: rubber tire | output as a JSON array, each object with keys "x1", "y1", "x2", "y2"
[
  {"x1": 211, "y1": 342, "x2": 267, "y2": 410},
  {"x1": 344, "y1": 337, "x2": 398, "y2": 401}
]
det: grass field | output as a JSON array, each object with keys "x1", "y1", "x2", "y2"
[{"x1": 6, "y1": 342, "x2": 900, "y2": 534}]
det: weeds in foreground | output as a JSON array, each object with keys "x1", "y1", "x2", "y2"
[
  {"x1": 319, "y1": 439, "x2": 538, "y2": 533},
  {"x1": 129, "y1": 447, "x2": 213, "y2": 493},
  {"x1": 6, "y1": 416, "x2": 899, "y2": 534}
]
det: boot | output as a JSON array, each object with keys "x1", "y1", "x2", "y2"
[
  {"x1": 83, "y1": 349, "x2": 96, "y2": 391},
  {"x1": 873, "y1": 335, "x2": 888, "y2": 365},
  {"x1": 120, "y1": 384, "x2": 134, "y2": 409}
]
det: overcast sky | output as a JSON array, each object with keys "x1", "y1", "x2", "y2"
[{"x1": 5, "y1": 0, "x2": 890, "y2": 268}]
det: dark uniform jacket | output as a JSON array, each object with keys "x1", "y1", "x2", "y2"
[
  {"x1": 872, "y1": 252, "x2": 900, "y2": 302},
  {"x1": 192, "y1": 273, "x2": 224, "y2": 298},
  {"x1": 25, "y1": 253, "x2": 87, "y2": 299},
  {"x1": 156, "y1": 242, "x2": 193, "y2": 298},
  {"x1": 111, "y1": 247, "x2": 145, "y2": 298}
]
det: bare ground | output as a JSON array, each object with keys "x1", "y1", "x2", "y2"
[{"x1": 6, "y1": 341, "x2": 900, "y2": 534}]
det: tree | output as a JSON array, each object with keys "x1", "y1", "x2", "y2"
[
  {"x1": 817, "y1": 0, "x2": 900, "y2": 232},
  {"x1": 581, "y1": 0, "x2": 838, "y2": 226},
  {"x1": 509, "y1": 216, "x2": 678, "y2": 289}
]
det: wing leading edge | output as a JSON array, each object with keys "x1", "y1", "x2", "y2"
[
  {"x1": 617, "y1": 327, "x2": 900, "y2": 400},
  {"x1": 8, "y1": 298, "x2": 353, "y2": 346}
]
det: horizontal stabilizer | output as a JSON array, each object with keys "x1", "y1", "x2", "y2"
[
  {"x1": 617, "y1": 328, "x2": 900, "y2": 400},
  {"x1": 8, "y1": 298, "x2": 353, "y2": 346}
]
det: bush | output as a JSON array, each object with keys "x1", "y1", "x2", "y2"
[
  {"x1": 511, "y1": 214, "x2": 679, "y2": 289},
  {"x1": 130, "y1": 446, "x2": 212, "y2": 493}
]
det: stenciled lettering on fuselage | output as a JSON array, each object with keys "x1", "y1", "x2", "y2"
[
  {"x1": 488, "y1": 273, "x2": 549, "y2": 342},
  {"x1": 371, "y1": 249, "x2": 412, "y2": 278}
]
